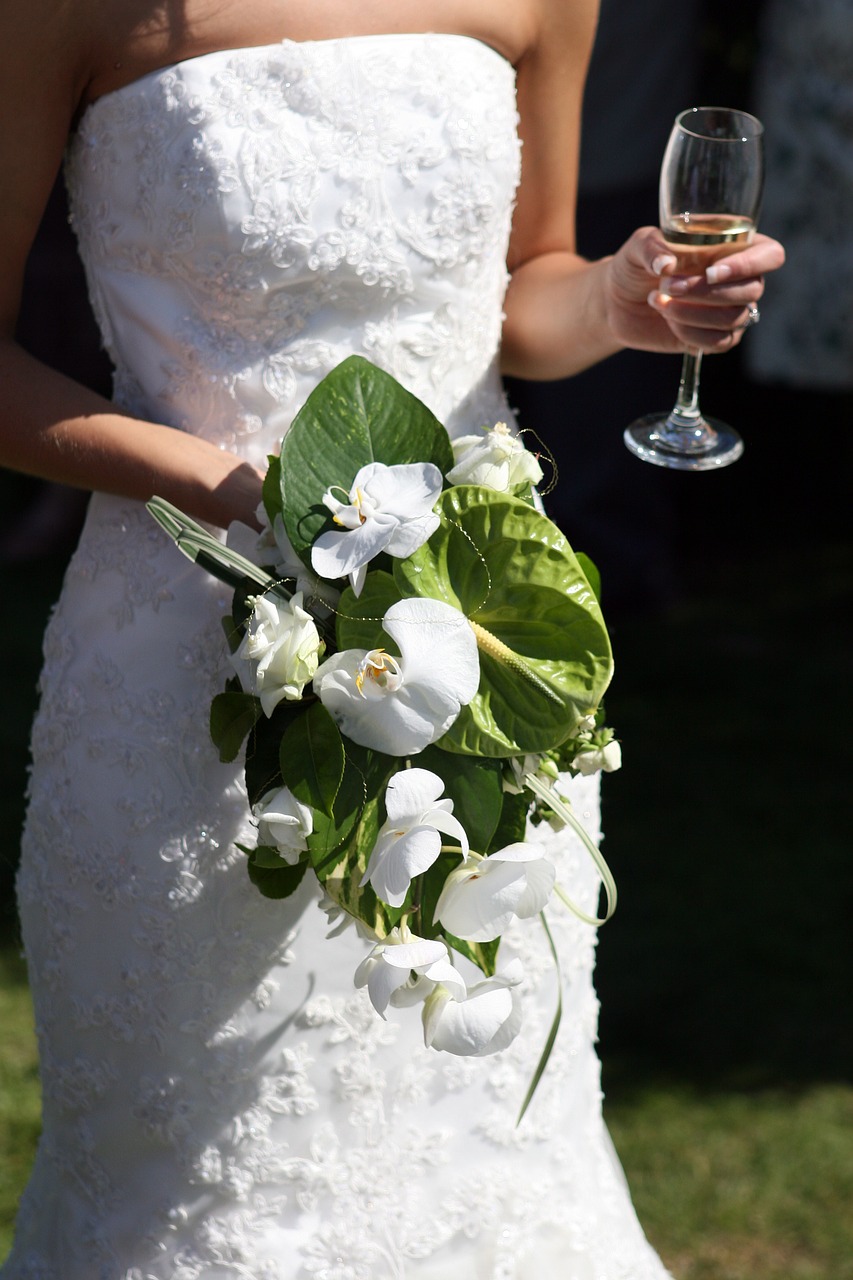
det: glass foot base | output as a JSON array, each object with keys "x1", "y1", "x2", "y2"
[{"x1": 624, "y1": 414, "x2": 744, "y2": 471}]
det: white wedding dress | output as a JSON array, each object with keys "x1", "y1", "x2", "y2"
[{"x1": 4, "y1": 34, "x2": 673, "y2": 1280}]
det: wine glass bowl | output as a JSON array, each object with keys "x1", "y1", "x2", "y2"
[{"x1": 624, "y1": 106, "x2": 765, "y2": 471}]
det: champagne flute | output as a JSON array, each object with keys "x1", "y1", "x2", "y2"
[{"x1": 624, "y1": 106, "x2": 764, "y2": 470}]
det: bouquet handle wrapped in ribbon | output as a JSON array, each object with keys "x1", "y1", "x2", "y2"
[{"x1": 148, "y1": 356, "x2": 620, "y2": 1120}]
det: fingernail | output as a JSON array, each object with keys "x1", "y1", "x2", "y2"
[
  {"x1": 706, "y1": 263, "x2": 732, "y2": 284},
  {"x1": 659, "y1": 276, "x2": 689, "y2": 296},
  {"x1": 652, "y1": 254, "x2": 677, "y2": 276},
  {"x1": 647, "y1": 289, "x2": 667, "y2": 311}
]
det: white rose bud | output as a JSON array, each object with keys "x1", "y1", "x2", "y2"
[
  {"x1": 232, "y1": 591, "x2": 321, "y2": 717},
  {"x1": 446, "y1": 423, "x2": 543, "y2": 492},
  {"x1": 253, "y1": 786, "x2": 313, "y2": 864},
  {"x1": 574, "y1": 739, "x2": 622, "y2": 776}
]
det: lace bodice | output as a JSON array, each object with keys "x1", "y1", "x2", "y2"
[
  {"x1": 5, "y1": 34, "x2": 672, "y2": 1280},
  {"x1": 65, "y1": 33, "x2": 521, "y2": 460}
]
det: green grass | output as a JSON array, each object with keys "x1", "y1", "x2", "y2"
[
  {"x1": 608, "y1": 1083, "x2": 853, "y2": 1280},
  {"x1": 0, "y1": 946, "x2": 40, "y2": 1260}
]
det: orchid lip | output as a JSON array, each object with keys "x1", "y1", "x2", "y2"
[{"x1": 355, "y1": 649, "x2": 403, "y2": 696}]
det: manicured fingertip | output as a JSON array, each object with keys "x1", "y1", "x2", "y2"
[
  {"x1": 647, "y1": 289, "x2": 667, "y2": 312},
  {"x1": 651, "y1": 254, "x2": 677, "y2": 277},
  {"x1": 706, "y1": 262, "x2": 732, "y2": 284}
]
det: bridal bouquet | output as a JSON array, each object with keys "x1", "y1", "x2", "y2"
[{"x1": 149, "y1": 356, "x2": 619, "y2": 1115}]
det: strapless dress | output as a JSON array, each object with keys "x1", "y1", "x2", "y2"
[{"x1": 4, "y1": 33, "x2": 672, "y2": 1280}]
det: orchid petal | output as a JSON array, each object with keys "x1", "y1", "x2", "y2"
[
  {"x1": 429, "y1": 986, "x2": 515, "y2": 1054},
  {"x1": 361, "y1": 957, "x2": 410, "y2": 1018},
  {"x1": 362, "y1": 825, "x2": 442, "y2": 907},
  {"x1": 383, "y1": 768, "x2": 447, "y2": 824},
  {"x1": 314, "y1": 599, "x2": 479, "y2": 755},
  {"x1": 381, "y1": 939, "x2": 448, "y2": 970},
  {"x1": 383, "y1": 597, "x2": 480, "y2": 708},
  {"x1": 513, "y1": 858, "x2": 557, "y2": 919},
  {"x1": 434, "y1": 862, "x2": 527, "y2": 942},
  {"x1": 434, "y1": 845, "x2": 555, "y2": 942},
  {"x1": 424, "y1": 961, "x2": 525, "y2": 1056},
  {"x1": 354, "y1": 930, "x2": 453, "y2": 1018},
  {"x1": 384, "y1": 511, "x2": 440, "y2": 559},
  {"x1": 311, "y1": 511, "x2": 397, "y2": 581},
  {"x1": 349, "y1": 560, "x2": 368, "y2": 598},
  {"x1": 356, "y1": 461, "x2": 443, "y2": 521},
  {"x1": 422, "y1": 808, "x2": 469, "y2": 857}
]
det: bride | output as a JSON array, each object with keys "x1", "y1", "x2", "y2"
[{"x1": 0, "y1": 0, "x2": 783, "y2": 1276}]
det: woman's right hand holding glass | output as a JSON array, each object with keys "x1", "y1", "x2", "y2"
[{"x1": 604, "y1": 225, "x2": 785, "y2": 357}]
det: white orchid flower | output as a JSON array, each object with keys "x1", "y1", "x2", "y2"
[
  {"x1": 434, "y1": 842, "x2": 555, "y2": 943},
  {"x1": 446, "y1": 422, "x2": 543, "y2": 492},
  {"x1": 361, "y1": 768, "x2": 469, "y2": 908},
  {"x1": 311, "y1": 461, "x2": 442, "y2": 596},
  {"x1": 354, "y1": 925, "x2": 466, "y2": 1018},
  {"x1": 252, "y1": 786, "x2": 313, "y2": 864},
  {"x1": 313, "y1": 596, "x2": 479, "y2": 755},
  {"x1": 422, "y1": 959, "x2": 525, "y2": 1056},
  {"x1": 231, "y1": 591, "x2": 322, "y2": 716}
]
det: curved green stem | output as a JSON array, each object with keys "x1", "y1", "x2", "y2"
[
  {"x1": 516, "y1": 910, "x2": 562, "y2": 1126},
  {"x1": 523, "y1": 771, "x2": 617, "y2": 926}
]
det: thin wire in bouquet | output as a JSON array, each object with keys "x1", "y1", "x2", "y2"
[{"x1": 148, "y1": 356, "x2": 621, "y2": 1120}]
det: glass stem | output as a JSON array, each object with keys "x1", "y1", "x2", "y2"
[
  {"x1": 672, "y1": 350, "x2": 702, "y2": 421},
  {"x1": 658, "y1": 349, "x2": 717, "y2": 453}
]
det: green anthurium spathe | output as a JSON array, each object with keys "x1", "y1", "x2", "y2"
[{"x1": 393, "y1": 486, "x2": 613, "y2": 757}]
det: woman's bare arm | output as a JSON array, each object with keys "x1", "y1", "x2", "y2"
[
  {"x1": 0, "y1": 0, "x2": 264, "y2": 529},
  {"x1": 501, "y1": 0, "x2": 785, "y2": 381}
]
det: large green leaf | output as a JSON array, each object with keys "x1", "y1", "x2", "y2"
[
  {"x1": 334, "y1": 571, "x2": 403, "y2": 653},
  {"x1": 210, "y1": 690, "x2": 261, "y2": 763},
  {"x1": 243, "y1": 700, "x2": 307, "y2": 806},
  {"x1": 486, "y1": 788, "x2": 530, "y2": 855},
  {"x1": 246, "y1": 847, "x2": 309, "y2": 900},
  {"x1": 278, "y1": 356, "x2": 454, "y2": 567},
  {"x1": 395, "y1": 486, "x2": 612, "y2": 756},
  {"x1": 279, "y1": 702, "x2": 345, "y2": 818},
  {"x1": 262, "y1": 452, "x2": 283, "y2": 523},
  {"x1": 309, "y1": 745, "x2": 399, "y2": 937}
]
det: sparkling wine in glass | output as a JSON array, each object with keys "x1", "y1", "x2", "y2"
[{"x1": 624, "y1": 106, "x2": 764, "y2": 470}]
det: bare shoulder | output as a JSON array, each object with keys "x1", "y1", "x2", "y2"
[{"x1": 0, "y1": 0, "x2": 95, "y2": 117}]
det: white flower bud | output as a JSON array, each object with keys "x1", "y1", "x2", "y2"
[
  {"x1": 253, "y1": 786, "x2": 313, "y2": 863},
  {"x1": 446, "y1": 423, "x2": 543, "y2": 492},
  {"x1": 232, "y1": 591, "x2": 322, "y2": 716}
]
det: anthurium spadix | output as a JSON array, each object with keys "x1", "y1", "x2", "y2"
[
  {"x1": 434, "y1": 843, "x2": 556, "y2": 942},
  {"x1": 313, "y1": 597, "x2": 480, "y2": 755},
  {"x1": 311, "y1": 461, "x2": 442, "y2": 596},
  {"x1": 361, "y1": 768, "x2": 469, "y2": 908}
]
